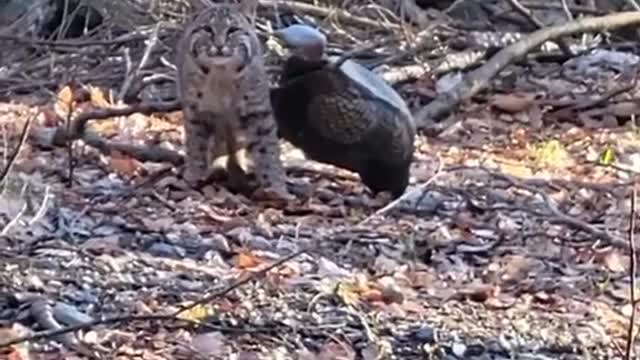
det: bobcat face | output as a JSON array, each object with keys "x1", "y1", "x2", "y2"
[{"x1": 185, "y1": 5, "x2": 257, "y2": 75}]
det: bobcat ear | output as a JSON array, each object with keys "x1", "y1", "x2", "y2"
[
  {"x1": 188, "y1": 0, "x2": 210, "y2": 12},
  {"x1": 238, "y1": 0, "x2": 258, "y2": 24}
]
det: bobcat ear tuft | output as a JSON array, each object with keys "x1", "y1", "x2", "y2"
[{"x1": 238, "y1": 0, "x2": 258, "y2": 24}]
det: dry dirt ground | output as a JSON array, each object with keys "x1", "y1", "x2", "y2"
[{"x1": 2, "y1": 2, "x2": 640, "y2": 359}]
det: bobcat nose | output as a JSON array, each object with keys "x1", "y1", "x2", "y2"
[{"x1": 210, "y1": 43, "x2": 232, "y2": 56}]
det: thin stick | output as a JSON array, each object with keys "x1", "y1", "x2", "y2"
[
  {"x1": 0, "y1": 314, "x2": 189, "y2": 349},
  {"x1": 172, "y1": 247, "x2": 307, "y2": 317},
  {"x1": 0, "y1": 115, "x2": 33, "y2": 185},
  {"x1": 506, "y1": 0, "x2": 573, "y2": 56},
  {"x1": 358, "y1": 154, "x2": 443, "y2": 226},
  {"x1": 65, "y1": 82, "x2": 77, "y2": 189},
  {"x1": 625, "y1": 183, "x2": 638, "y2": 360}
]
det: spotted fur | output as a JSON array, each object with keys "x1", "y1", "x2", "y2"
[{"x1": 175, "y1": 0, "x2": 292, "y2": 201}]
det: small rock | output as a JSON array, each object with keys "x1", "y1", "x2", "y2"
[
  {"x1": 411, "y1": 325, "x2": 436, "y2": 343},
  {"x1": 464, "y1": 343, "x2": 486, "y2": 357},
  {"x1": 147, "y1": 242, "x2": 186, "y2": 258},
  {"x1": 452, "y1": 342, "x2": 466, "y2": 357},
  {"x1": 202, "y1": 234, "x2": 231, "y2": 253},
  {"x1": 247, "y1": 235, "x2": 273, "y2": 251},
  {"x1": 53, "y1": 302, "x2": 94, "y2": 325}
]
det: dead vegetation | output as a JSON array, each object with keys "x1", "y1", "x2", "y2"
[{"x1": 3, "y1": 0, "x2": 640, "y2": 359}]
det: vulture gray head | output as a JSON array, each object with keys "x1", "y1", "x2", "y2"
[{"x1": 273, "y1": 24, "x2": 327, "y2": 61}]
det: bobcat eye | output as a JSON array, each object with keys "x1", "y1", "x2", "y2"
[
  {"x1": 196, "y1": 25, "x2": 215, "y2": 37},
  {"x1": 227, "y1": 26, "x2": 241, "y2": 35}
]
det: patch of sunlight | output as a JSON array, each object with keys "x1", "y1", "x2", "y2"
[{"x1": 531, "y1": 139, "x2": 572, "y2": 169}]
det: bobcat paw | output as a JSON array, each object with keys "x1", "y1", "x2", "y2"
[
  {"x1": 252, "y1": 186, "x2": 295, "y2": 204},
  {"x1": 183, "y1": 168, "x2": 208, "y2": 189}
]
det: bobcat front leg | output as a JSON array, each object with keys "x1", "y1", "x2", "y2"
[
  {"x1": 242, "y1": 110, "x2": 294, "y2": 202},
  {"x1": 183, "y1": 110, "x2": 212, "y2": 188}
]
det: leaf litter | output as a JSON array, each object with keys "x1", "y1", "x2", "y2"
[{"x1": 3, "y1": 3, "x2": 640, "y2": 360}]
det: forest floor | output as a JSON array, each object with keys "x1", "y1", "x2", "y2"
[{"x1": 2, "y1": 1, "x2": 640, "y2": 359}]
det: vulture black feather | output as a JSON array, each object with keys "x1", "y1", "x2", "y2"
[{"x1": 270, "y1": 25, "x2": 416, "y2": 198}]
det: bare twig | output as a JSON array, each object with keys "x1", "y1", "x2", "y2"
[
  {"x1": 64, "y1": 81, "x2": 77, "y2": 188},
  {"x1": 172, "y1": 246, "x2": 308, "y2": 317},
  {"x1": 506, "y1": 0, "x2": 573, "y2": 56},
  {"x1": 28, "y1": 185, "x2": 52, "y2": 226},
  {"x1": 624, "y1": 0, "x2": 640, "y2": 11},
  {"x1": 561, "y1": 0, "x2": 575, "y2": 20},
  {"x1": 0, "y1": 31, "x2": 148, "y2": 48},
  {"x1": 625, "y1": 183, "x2": 638, "y2": 360},
  {"x1": 259, "y1": 0, "x2": 401, "y2": 30},
  {"x1": 118, "y1": 24, "x2": 161, "y2": 101},
  {"x1": 415, "y1": 11, "x2": 640, "y2": 132},
  {"x1": 0, "y1": 115, "x2": 33, "y2": 185},
  {"x1": 358, "y1": 154, "x2": 443, "y2": 226},
  {"x1": 331, "y1": 35, "x2": 399, "y2": 69},
  {"x1": 0, "y1": 202, "x2": 27, "y2": 236},
  {"x1": 0, "y1": 314, "x2": 189, "y2": 349}
]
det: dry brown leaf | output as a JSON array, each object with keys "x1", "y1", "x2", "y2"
[
  {"x1": 7, "y1": 349, "x2": 29, "y2": 360},
  {"x1": 484, "y1": 294, "x2": 517, "y2": 309},
  {"x1": 0, "y1": 325, "x2": 31, "y2": 360},
  {"x1": 533, "y1": 291, "x2": 560, "y2": 306},
  {"x1": 316, "y1": 341, "x2": 356, "y2": 360},
  {"x1": 398, "y1": 300, "x2": 427, "y2": 314},
  {"x1": 141, "y1": 217, "x2": 176, "y2": 232},
  {"x1": 460, "y1": 283, "x2": 499, "y2": 303},
  {"x1": 402, "y1": 269, "x2": 438, "y2": 289},
  {"x1": 191, "y1": 331, "x2": 228, "y2": 357},
  {"x1": 109, "y1": 150, "x2": 143, "y2": 177},
  {"x1": 88, "y1": 85, "x2": 111, "y2": 107},
  {"x1": 499, "y1": 161, "x2": 533, "y2": 177},
  {"x1": 235, "y1": 251, "x2": 262, "y2": 269},
  {"x1": 499, "y1": 255, "x2": 542, "y2": 283},
  {"x1": 490, "y1": 93, "x2": 535, "y2": 114},
  {"x1": 380, "y1": 285, "x2": 405, "y2": 304},
  {"x1": 361, "y1": 288, "x2": 385, "y2": 303},
  {"x1": 81, "y1": 235, "x2": 125, "y2": 256},
  {"x1": 593, "y1": 248, "x2": 628, "y2": 273}
]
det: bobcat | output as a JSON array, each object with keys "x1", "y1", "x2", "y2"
[{"x1": 175, "y1": 0, "x2": 293, "y2": 202}]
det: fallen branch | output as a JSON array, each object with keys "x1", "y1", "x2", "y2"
[
  {"x1": 33, "y1": 126, "x2": 184, "y2": 165},
  {"x1": 415, "y1": 11, "x2": 640, "y2": 133},
  {"x1": 49, "y1": 100, "x2": 181, "y2": 146}
]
